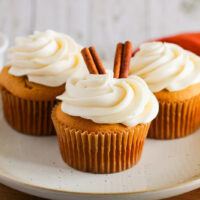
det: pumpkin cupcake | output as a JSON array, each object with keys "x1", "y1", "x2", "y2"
[
  {"x1": 130, "y1": 41, "x2": 200, "y2": 139},
  {"x1": 0, "y1": 30, "x2": 86, "y2": 136},
  {"x1": 52, "y1": 43, "x2": 158, "y2": 173}
]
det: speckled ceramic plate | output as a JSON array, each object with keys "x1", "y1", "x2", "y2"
[{"x1": 0, "y1": 99, "x2": 200, "y2": 200}]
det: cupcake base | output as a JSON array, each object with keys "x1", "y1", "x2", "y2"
[
  {"x1": 52, "y1": 104, "x2": 150, "y2": 174},
  {"x1": 148, "y1": 92, "x2": 200, "y2": 139},
  {"x1": 1, "y1": 88, "x2": 57, "y2": 136}
]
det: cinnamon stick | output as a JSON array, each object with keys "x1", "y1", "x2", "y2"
[
  {"x1": 89, "y1": 46, "x2": 106, "y2": 74},
  {"x1": 120, "y1": 41, "x2": 132, "y2": 78},
  {"x1": 81, "y1": 47, "x2": 106, "y2": 75},
  {"x1": 113, "y1": 41, "x2": 132, "y2": 78},
  {"x1": 113, "y1": 43, "x2": 123, "y2": 78},
  {"x1": 81, "y1": 48, "x2": 99, "y2": 74}
]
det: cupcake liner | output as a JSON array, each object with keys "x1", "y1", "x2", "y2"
[
  {"x1": 148, "y1": 94, "x2": 200, "y2": 139},
  {"x1": 1, "y1": 88, "x2": 57, "y2": 136},
  {"x1": 52, "y1": 106, "x2": 150, "y2": 173}
]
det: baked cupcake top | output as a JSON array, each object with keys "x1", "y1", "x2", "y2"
[
  {"x1": 57, "y1": 70, "x2": 158, "y2": 126},
  {"x1": 129, "y1": 42, "x2": 200, "y2": 92},
  {"x1": 7, "y1": 30, "x2": 86, "y2": 87}
]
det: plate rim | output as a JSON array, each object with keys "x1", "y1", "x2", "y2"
[{"x1": 1, "y1": 169, "x2": 200, "y2": 195}]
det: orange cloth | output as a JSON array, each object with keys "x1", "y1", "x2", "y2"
[
  {"x1": 133, "y1": 33, "x2": 200, "y2": 56},
  {"x1": 157, "y1": 32, "x2": 200, "y2": 56}
]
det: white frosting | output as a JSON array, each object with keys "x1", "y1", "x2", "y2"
[
  {"x1": 130, "y1": 42, "x2": 200, "y2": 92},
  {"x1": 8, "y1": 30, "x2": 87, "y2": 87},
  {"x1": 57, "y1": 70, "x2": 158, "y2": 127}
]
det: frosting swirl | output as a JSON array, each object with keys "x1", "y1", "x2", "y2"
[
  {"x1": 57, "y1": 70, "x2": 158, "y2": 126},
  {"x1": 8, "y1": 30, "x2": 87, "y2": 87},
  {"x1": 130, "y1": 42, "x2": 200, "y2": 92}
]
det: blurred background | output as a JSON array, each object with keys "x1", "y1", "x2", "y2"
[{"x1": 0, "y1": 0, "x2": 200, "y2": 60}]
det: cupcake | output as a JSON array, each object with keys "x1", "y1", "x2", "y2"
[
  {"x1": 0, "y1": 30, "x2": 86, "y2": 136},
  {"x1": 130, "y1": 42, "x2": 200, "y2": 139},
  {"x1": 52, "y1": 44, "x2": 158, "y2": 173}
]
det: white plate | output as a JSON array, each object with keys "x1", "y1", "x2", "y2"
[{"x1": 0, "y1": 99, "x2": 200, "y2": 200}]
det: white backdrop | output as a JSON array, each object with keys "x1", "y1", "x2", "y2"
[{"x1": 0, "y1": 0, "x2": 200, "y2": 59}]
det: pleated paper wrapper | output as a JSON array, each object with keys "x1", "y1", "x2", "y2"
[
  {"x1": 52, "y1": 107, "x2": 151, "y2": 174},
  {"x1": 1, "y1": 88, "x2": 57, "y2": 136},
  {"x1": 148, "y1": 94, "x2": 200, "y2": 139}
]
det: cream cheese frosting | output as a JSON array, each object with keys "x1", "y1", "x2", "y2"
[
  {"x1": 57, "y1": 70, "x2": 158, "y2": 127},
  {"x1": 129, "y1": 42, "x2": 200, "y2": 92},
  {"x1": 8, "y1": 30, "x2": 87, "y2": 87}
]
